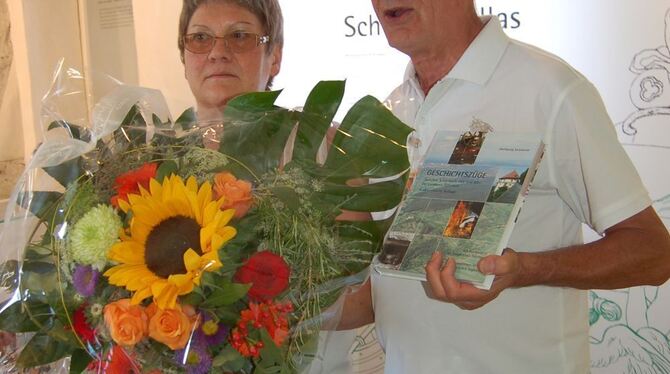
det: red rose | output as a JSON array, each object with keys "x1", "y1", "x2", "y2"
[
  {"x1": 234, "y1": 251, "x2": 290, "y2": 301},
  {"x1": 111, "y1": 163, "x2": 158, "y2": 207},
  {"x1": 72, "y1": 304, "x2": 96, "y2": 343}
]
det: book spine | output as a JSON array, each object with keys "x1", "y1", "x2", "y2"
[{"x1": 483, "y1": 142, "x2": 545, "y2": 290}]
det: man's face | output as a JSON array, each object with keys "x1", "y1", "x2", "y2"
[{"x1": 371, "y1": 0, "x2": 453, "y2": 55}]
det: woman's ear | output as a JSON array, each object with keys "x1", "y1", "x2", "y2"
[{"x1": 269, "y1": 46, "x2": 283, "y2": 78}]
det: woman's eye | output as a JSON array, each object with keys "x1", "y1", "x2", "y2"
[
  {"x1": 193, "y1": 32, "x2": 211, "y2": 41},
  {"x1": 230, "y1": 32, "x2": 250, "y2": 40}
]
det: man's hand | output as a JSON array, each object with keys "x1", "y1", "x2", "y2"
[{"x1": 424, "y1": 249, "x2": 521, "y2": 310}]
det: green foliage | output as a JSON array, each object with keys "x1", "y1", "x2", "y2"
[
  {"x1": 43, "y1": 157, "x2": 83, "y2": 189},
  {"x1": 254, "y1": 329, "x2": 291, "y2": 374},
  {"x1": 213, "y1": 346, "x2": 251, "y2": 373},
  {"x1": 324, "y1": 95, "x2": 412, "y2": 180},
  {"x1": 0, "y1": 299, "x2": 54, "y2": 332},
  {"x1": 16, "y1": 325, "x2": 77, "y2": 369},
  {"x1": 200, "y1": 281, "x2": 252, "y2": 308},
  {"x1": 47, "y1": 120, "x2": 91, "y2": 142},
  {"x1": 292, "y1": 81, "x2": 344, "y2": 162},
  {"x1": 17, "y1": 191, "x2": 63, "y2": 222},
  {"x1": 155, "y1": 160, "x2": 178, "y2": 182},
  {"x1": 175, "y1": 107, "x2": 196, "y2": 130},
  {"x1": 69, "y1": 349, "x2": 94, "y2": 374}
]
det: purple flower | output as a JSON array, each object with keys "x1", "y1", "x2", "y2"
[
  {"x1": 174, "y1": 334, "x2": 212, "y2": 374},
  {"x1": 72, "y1": 265, "x2": 100, "y2": 297},
  {"x1": 199, "y1": 314, "x2": 229, "y2": 346}
]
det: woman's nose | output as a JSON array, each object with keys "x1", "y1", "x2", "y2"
[{"x1": 208, "y1": 37, "x2": 232, "y2": 61}]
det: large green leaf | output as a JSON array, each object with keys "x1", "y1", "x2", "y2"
[
  {"x1": 119, "y1": 104, "x2": 148, "y2": 147},
  {"x1": 16, "y1": 329, "x2": 76, "y2": 369},
  {"x1": 324, "y1": 95, "x2": 412, "y2": 181},
  {"x1": 175, "y1": 107, "x2": 197, "y2": 130},
  {"x1": 17, "y1": 191, "x2": 63, "y2": 221},
  {"x1": 220, "y1": 91, "x2": 295, "y2": 180},
  {"x1": 69, "y1": 349, "x2": 94, "y2": 374},
  {"x1": 220, "y1": 82, "x2": 411, "y2": 273},
  {"x1": 291, "y1": 81, "x2": 345, "y2": 162},
  {"x1": 0, "y1": 300, "x2": 54, "y2": 332},
  {"x1": 43, "y1": 157, "x2": 83, "y2": 189},
  {"x1": 47, "y1": 120, "x2": 91, "y2": 142},
  {"x1": 319, "y1": 178, "x2": 406, "y2": 212}
]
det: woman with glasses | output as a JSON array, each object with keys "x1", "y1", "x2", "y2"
[
  {"x1": 178, "y1": 0, "x2": 282, "y2": 123},
  {"x1": 176, "y1": 2, "x2": 370, "y2": 373}
]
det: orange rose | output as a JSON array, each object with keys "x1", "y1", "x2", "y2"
[
  {"x1": 213, "y1": 172, "x2": 253, "y2": 218},
  {"x1": 103, "y1": 299, "x2": 148, "y2": 347},
  {"x1": 146, "y1": 303, "x2": 199, "y2": 350}
]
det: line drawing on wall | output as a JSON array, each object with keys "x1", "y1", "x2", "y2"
[
  {"x1": 618, "y1": 9, "x2": 670, "y2": 145},
  {"x1": 590, "y1": 7, "x2": 670, "y2": 374}
]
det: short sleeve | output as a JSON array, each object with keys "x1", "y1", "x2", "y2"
[{"x1": 547, "y1": 79, "x2": 651, "y2": 234}]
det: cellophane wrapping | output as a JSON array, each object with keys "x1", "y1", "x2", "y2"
[{"x1": 0, "y1": 64, "x2": 411, "y2": 373}]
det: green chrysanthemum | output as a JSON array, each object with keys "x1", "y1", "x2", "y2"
[{"x1": 68, "y1": 204, "x2": 122, "y2": 270}]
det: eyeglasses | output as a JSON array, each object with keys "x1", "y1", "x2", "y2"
[{"x1": 183, "y1": 31, "x2": 270, "y2": 54}]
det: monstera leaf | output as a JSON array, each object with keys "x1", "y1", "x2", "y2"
[{"x1": 221, "y1": 81, "x2": 413, "y2": 270}]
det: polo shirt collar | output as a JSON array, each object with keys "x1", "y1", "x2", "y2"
[{"x1": 403, "y1": 16, "x2": 510, "y2": 87}]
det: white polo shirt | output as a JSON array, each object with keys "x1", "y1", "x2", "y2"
[{"x1": 371, "y1": 18, "x2": 651, "y2": 373}]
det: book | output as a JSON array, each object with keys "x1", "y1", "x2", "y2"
[{"x1": 375, "y1": 129, "x2": 544, "y2": 289}]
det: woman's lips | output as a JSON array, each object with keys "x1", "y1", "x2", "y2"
[{"x1": 205, "y1": 73, "x2": 237, "y2": 81}]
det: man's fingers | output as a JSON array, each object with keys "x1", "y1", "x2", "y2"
[
  {"x1": 439, "y1": 257, "x2": 462, "y2": 297},
  {"x1": 425, "y1": 251, "x2": 447, "y2": 299},
  {"x1": 478, "y1": 253, "x2": 516, "y2": 276},
  {"x1": 478, "y1": 256, "x2": 496, "y2": 275}
]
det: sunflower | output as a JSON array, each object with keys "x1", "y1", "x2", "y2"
[{"x1": 104, "y1": 174, "x2": 237, "y2": 310}]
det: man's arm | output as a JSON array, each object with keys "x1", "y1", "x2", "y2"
[
  {"x1": 425, "y1": 206, "x2": 670, "y2": 310},
  {"x1": 336, "y1": 278, "x2": 374, "y2": 330}
]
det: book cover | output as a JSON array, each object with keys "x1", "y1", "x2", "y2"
[{"x1": 375, "y1": 129, "x2": 544, "y2": 289}]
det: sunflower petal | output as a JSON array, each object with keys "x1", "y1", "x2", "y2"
[
  {"x1": 131, "y1": 287, "x2": 153, "y2": 305},
  {"x1": 130, "y1": 221, "x2": 152, "y2": 244},
  {"x1": 107, "y1": 241, "x2": 145, "y2": 264},
  {"x1": 132, "y1": 205, "x2": 162, "y2": 228},
  {"x1": 202, "y1": 202, "x2": 219, "y2": 227},
  {"x1": 216, "y1": 226, "x2": 237, "y2": 245},
  {"x1": 186, "y1": 176, "x2": 198, "y2": 194},
  {"x1": 153, "y1": 282, "x2": 179, "y2": 310},
  {"x1": 168, "y1": 273, "x2": 195, "y2": 295},
  {"x1": 217, "y1": 209, "x2": 235, "y2": 228},
  {"x1": 149, "y1": 178, "x2": 163, "y2": 196},
  {"x1": 183, "y1": 249, "x2": 202, "y2": 272},
  {"x1": 201, "y1": 250, "x2": 222, "y2": 271},
  {"x1": 118, "y1": 199, "x2": 131, "y2": 213}
]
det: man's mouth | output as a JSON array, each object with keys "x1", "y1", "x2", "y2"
[{"x1": 384, "y1": 7, "x2": 413, "y2": 20}]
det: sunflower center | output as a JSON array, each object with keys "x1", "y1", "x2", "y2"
[{"x1": 145, "y1": 216, "x2": 203, "y2": 278}]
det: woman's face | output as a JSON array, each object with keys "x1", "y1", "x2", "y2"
[{"x1": 184, "y1": 1, "x2": 281, "y2": 118}]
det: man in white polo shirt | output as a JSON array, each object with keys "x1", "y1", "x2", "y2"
[{"x1": 337, "y1": 1, "x2": 670, "y2": 373}]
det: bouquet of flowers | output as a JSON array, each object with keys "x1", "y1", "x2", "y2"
[{"x1": 0, "y1": 67, "x2": 411, "y2": 373}]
